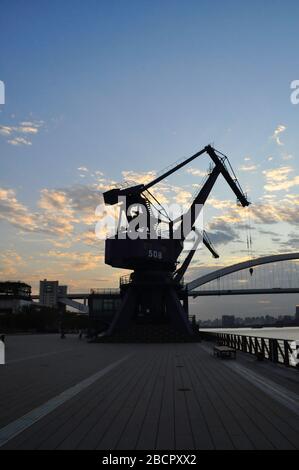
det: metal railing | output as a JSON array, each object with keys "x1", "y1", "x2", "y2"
[
  {"x1": 90, "y1": 288, "x2": 120, "y2": 295},
  {"x1": 119, "y1": 274, "x2": 186, "y2": 288},
  {"x1": 200, "y1": 331, "x2": 298, "y2": 368},
  {"x1": 119, "y1": 275, "x2": 132, "y2": 286}
]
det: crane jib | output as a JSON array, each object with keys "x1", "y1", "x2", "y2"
[{"x1": 103, "y1": 145, "x2": 249, "y2": 208}]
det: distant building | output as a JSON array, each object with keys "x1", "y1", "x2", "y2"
[
  {"x1": 58, "y1": 285, "x2": 68, "y2": 297},
  {"x1": 39, "y1": 280, "x2": 58, "y2": 307},
  {"x1": 39, "y1": 280, "x2": 68, "y2": 307},
  {"x1": 0, "y1": 281, "x2": 32, "y2": 314},
  {"x1": 222, "y1": 315, "x2": 235, "y2": 328}
]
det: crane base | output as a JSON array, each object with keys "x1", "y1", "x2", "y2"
[{"x1": 103, "y1": 271, "x2": 194, "y2": 341}]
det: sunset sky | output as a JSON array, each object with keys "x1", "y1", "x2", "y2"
[{"x1": 1, "y1": 0, "x2": 299, "y2": 319}]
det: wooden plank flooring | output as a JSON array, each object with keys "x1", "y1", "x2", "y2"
[{"x1": 0, "y1": 334, "x2": 298, "y2": 450}]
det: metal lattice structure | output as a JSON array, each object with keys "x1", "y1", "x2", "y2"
[{"x1": 188, "y1": 253, "x2": 299, "y2": 296}]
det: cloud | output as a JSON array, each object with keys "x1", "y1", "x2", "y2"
[
  {"x1": 282, "y1": 154, "x2": 293, "y2": 161},
  {"x1": 62, "y1": 185, "x2": 101, "y2": 225},
  {"x1": 207, "y1": 219, "x2": 239, "y2": 245},
  {"x1": 186, "y1": 168, "x2": 206, "y2": 177},
  {"x1": 272, "y1": 124, "x2": 286, "y2": 146},
  {"x1": 206, "y1": 198, "x2": 236, "y2": 210},
  {"x1": 76, "y1": 229, "x2": 100, "y2": 246},
  {"x1": 209, "y1": 229, "x2": 237, "y2": 245},
  {"x1": 17, "y1": 126, "x2": 39, "y2": 134},
  {"x1": 7, "y1": 136, "x2": 32, "y2": 146},
  {"x1": 46, "y1": 250, "x2": 104, "y2": 271},
  {"x1": 19, "y1": 120, "x2": 44, "y2": 128},
  {"x1": 0, "y1": 187, "x2": 77, "y2": 237},
  {"x1": 279, "y1": 233, "x2": 299, "y2": 250},
  {"x1": 250, "y1": 204, "x2": 279, "y2": 224},
  {"x1": 239, "y1": 164, "x2": 258, "y2": 172},
  {"x1": 0, "y1": 183, "x2": 106, "y2": 239},
  {"x1": 39, "y1": 189, "x2": 73, "y2": 214},
  {"x1": 208, "y1": 209, "x2": 245, "y2": 226},
  {"x1": 0, "y1": 119, "x2": 44, "y2": 146},
  {"x1": 250, "y1": 194, "x2": 299, "y2": 226},
  {"x1": 174, "y1": 190, "x2": 192, "y2": 205},
  {"x1": 38, "y1": 185, "x2": 106, "y2": 232},
  {"x1": 202, "y1": 191, "x2": 299, "y2": 232},
  {"x1": 263, "y1": 166, "x2": 299, "y2": 192},
  {"x1": 121, "y1": 170, "x2": 156, "y2": 185},
  {"x1": 0, "y1": 250, "x2": 24, "y2": 276},
  {"x1": 0, "y1": 188, "x2": 38, "y2": 231},
  {"x1": 0, "y1": 125, "x2": 14, "y2": 136},
  {"x1": 258, "y1": 229, "x2": 280, "y2": 237},
  {"x1": 263, "y1": 166, "x2": 292, "y2": 182},
  {"x1": 38, "y1": 189, "x2": 79, "y2": 236}
]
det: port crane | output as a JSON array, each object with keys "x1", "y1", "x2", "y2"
[{"x1": 103, "y1": 145, "x2": 250, "y2": 338}]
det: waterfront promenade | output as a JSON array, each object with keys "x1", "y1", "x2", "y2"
[{"x1": 0, "y1": 334, "x2": 298, "y2": 450}]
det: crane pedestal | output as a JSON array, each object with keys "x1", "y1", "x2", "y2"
[{"x1": 105, "y1": 271, "x2": 194, "y2": 340}]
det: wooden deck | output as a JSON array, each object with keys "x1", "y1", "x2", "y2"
[{"x1": 0, "y1": 334, "x2": 298, "y2": 450}]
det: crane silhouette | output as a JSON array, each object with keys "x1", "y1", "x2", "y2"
[{"x1": 102, "y1": 145, "x2": 250, "y2": 339}]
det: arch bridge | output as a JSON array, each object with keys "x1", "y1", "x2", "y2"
[{"x1": 187, "y1": 252, "x2": 299, "y2": 297}]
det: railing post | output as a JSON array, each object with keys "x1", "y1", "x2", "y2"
[
  {"x1": 283, "y1": 340, "x2": 290, "y2": 367},
  {"x1": 274, "y1": 339, "x2": 278, "y2": 362},
  {"x1": 261, "y1": 338, "x2": 265, "y2": 359},
  {"x1": 269, "y1": 339, "x2": 278, "y2": 363},
  {"x1": 269, "y1": 338, "x2": 273, "y2": 362},
  {"x1": 242, "y1": 335, "x2": 247, "y2": 353}
]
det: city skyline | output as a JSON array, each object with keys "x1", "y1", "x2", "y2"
[{"x1": 1, "y1": 0, "x2": 299, "y2": 319}]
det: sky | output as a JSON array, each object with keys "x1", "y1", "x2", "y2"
[{"x1": 1, "y1": 0, "x2": 299, "y2": 319}]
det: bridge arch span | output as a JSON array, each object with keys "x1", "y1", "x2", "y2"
[{"x1": 187, "y1": 252, "x2": 299, "y2": 291}]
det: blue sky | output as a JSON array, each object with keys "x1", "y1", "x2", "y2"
[{"x1": 1, "y1": 0, "x2": 299, "y2": 318}]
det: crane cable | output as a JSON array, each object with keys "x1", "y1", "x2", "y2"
[{"x1": 245, "y1": 205, "x2": 254, "y2": 263}]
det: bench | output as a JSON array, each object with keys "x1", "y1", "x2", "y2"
[{"x1": 213, "y1": 345, "x2": 236, "y2": 359}]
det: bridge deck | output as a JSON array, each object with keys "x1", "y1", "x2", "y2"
[{"x1": 0, "y1": 334, "x2": 298, "y2": 450}]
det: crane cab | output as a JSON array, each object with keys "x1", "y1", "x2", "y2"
[{"x1": 105, "y1": 237, "x2": 182, "y2": 271}]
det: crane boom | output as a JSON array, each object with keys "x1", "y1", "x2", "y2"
[
  {"x1": 205, "y1": 146, "x2": 249, "y2": 207},
  {"x1": 143, "y1": 147, "x2": 207, "y2": 191},
  {"x1": 104, "y1": 145, "x2": 249, "y2": 209},
  {"x1": 173, "y1": 229, "x2": 219, "y2": 283},
  {"x1": 172, "y1": 165, "x2": 221, "y2": 241}
]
